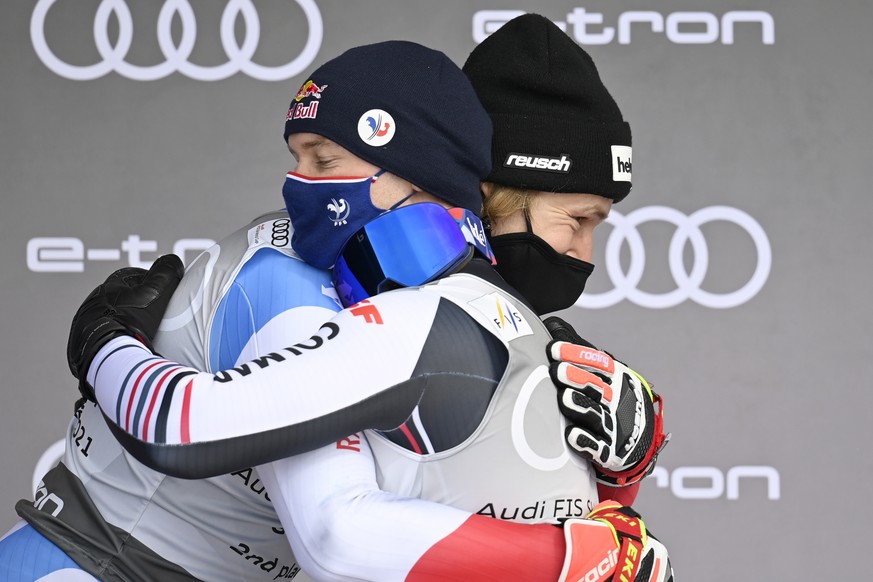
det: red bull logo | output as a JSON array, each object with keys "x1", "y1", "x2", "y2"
[
  {"x1": 294, "y1": 79, "x2": 327, "y2": 102},
  {"x1": 288, "y1": 101, "x2": 319, "y2": 120}
]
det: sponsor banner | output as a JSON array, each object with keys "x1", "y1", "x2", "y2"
[
  {"x1": 26, "y1": 236, "x2": 216, "y2": 271},
  {"x1": 27, "y1": 205, "x2": 771, "y2": 310},
  {"x1": 5, "y1": 2, "x2": 872, "y2": 580},
  {"x1": 473, "y1": 8, "x2": 775, "y2": 45},
  {"x1": 31, "y1": 0, "x2": 324, "y2": 81},
  {"x1": 577, "y1": 206, "x2": 771, "y2": 309}
]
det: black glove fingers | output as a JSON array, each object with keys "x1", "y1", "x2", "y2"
[
  {"x1": 97, "y1": 267, "x2": 148, "y2": 312},
  {"x1": 558, "y1": 389, "x2": 611, "y2": 442},
  {"x1": 563, "y1": 425, "x2": 605, "y2": 461},
  {"x1": 137, "y1": 254, "x2": 185, "y2": 308},
  {"x1": 559, "y1": 388, "x2": 601, "y2": 420},
  {"x1": 104, "y1": 267, "x2": 147, "y2": 287},
  {"x1": 543, "y1": 316, "x2": 597, "y2": 347},
  {"x1": 634, "y1": 551, "x2": 654, "y2": 582}
]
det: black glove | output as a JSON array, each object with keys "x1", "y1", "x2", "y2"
[
  {"x1": 544, "y1": 316, "x2": 668, "y2": 487},
  {"x1": 67, "y1": 254, "x2": 184, "y2": 401}
]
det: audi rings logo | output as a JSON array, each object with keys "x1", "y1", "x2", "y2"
[
  {"x1": 31, "y1": 0, "x2": 323, "y2": 81},
  {"x1": 578, "y1": 205, "x2": 771, "y2": 309},
  {"x1": 271, "y1": 218, "x2": 290, "y2": 247}
]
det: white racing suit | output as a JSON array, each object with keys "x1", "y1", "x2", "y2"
[{"x1": 15, "y1": 211, "x2": 336, "y2": 581}]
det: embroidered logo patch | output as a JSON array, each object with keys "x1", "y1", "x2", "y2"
[
  {"x1": 611, "y1": 145, "x2": 632, "y2": 182},
  {"x1": 470, "y1": 293, "x2": 534, "y2": 340},
  {"x1": 287, "y1": 79, "x2": 327, "y2": 120},
  {"x1": 358, "y1": 109, "x2": 396, "y2": 146},
  {"x1": 503, "y1": 153, "x2": 572, "y2": 173}
]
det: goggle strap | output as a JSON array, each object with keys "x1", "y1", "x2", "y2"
[{"x1": 450, "y1": 208, "x2": 497, "y2": 265}]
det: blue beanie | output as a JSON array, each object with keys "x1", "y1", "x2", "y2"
[{"x1": 284, "y1": 41, "x2": 493, "y2": 215}]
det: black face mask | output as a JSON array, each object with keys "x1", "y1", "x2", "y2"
[{"x1": 489, "y1": 231, "x2": 594, "y2": 315}]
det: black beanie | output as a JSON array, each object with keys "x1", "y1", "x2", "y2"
[
  {"x1": 463, "y1": 14, "x2": 633, "y2": 203},
  {"x1": 283, "y1": 40, "x2": 493, "y2": 215}
]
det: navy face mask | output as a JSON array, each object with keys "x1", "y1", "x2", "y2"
[{"x1": 283, "y1": 170, "x2": 411, "y2": 269}]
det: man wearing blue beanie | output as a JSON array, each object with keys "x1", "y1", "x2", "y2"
[
  {"x1": 7, "y1": 39, "x2": 508, "y2": 582},
  {"x1": 279, "y1": 40, "x2": 493, "y2": 271}
]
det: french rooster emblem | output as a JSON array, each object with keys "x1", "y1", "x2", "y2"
[{"x1": 328, "y1": 198, "x2": 350, "y2": 226}]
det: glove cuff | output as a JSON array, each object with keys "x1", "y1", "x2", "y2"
[{"x1": 71, "y1": 318, "x2": 154, "y2": 401}]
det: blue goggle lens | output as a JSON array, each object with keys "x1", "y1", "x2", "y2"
[{"x1": 332, "y1": 203, "x2": 470, "y2": 307}]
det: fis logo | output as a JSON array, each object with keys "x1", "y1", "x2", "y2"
[
  {"x1": 504, "y1": 153, "x2": 572, "y2": 173},
  {"x1": 495, "y1": 299, "x2": 519, "y2": 332},
  {"x1": 471, "y1": 293, "x2": 534, "y2": 340}
]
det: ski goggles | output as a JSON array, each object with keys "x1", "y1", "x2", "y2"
[{"x1": 332, "y1": 203, "x2": 474, "y2": 307}]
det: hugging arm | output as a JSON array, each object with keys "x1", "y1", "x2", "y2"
[
  {"x1": 68, "y1": 259, "x2": 671, "y2": 581},
  {"x1": 258, "y1": 440, "x2": 567, "y2": 581}
]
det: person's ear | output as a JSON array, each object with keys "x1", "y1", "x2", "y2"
[{"x1": 480, "y1": 182, "x2": 495, "y2": 199}]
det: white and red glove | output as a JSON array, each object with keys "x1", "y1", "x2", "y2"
[
  {"x1": 544, "y1": 317, "x2": 669, "y2": 487},
  {"x1": 560, "y1": 501, "x2": 674, "y2": 582}
]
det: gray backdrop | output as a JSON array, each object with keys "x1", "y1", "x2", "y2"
[{"x1": 3, "y1": 1, "x2": 872, "y2": 579}]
